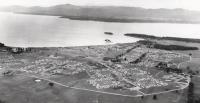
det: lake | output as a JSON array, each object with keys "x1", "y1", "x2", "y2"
[{"x1": 1, "y1": 12, "x2": 200, "y2": 47}]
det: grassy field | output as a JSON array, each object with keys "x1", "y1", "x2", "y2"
[
  {"x1": 0, "y1": 74, "x2": 189, "y2": 103},
  {"x1": 179, "y1": 58, "x2": 200, "y2": 73}
]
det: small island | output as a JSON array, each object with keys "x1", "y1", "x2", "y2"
[{"x1": 104, "y1": 32, "x2": 113, "y2": 35}]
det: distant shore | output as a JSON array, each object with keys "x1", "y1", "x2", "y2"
[
  {"x1": 60, "y1": 16, "x2": 200, "y2": 24},
  {"x1": 12, "y1": 12, "x2": 200, "y2": 24}
]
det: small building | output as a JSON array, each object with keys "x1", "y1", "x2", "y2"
[
  {"x1": 156, "y1": 62, "x2": 168, "y2": 68},
  {"x1": 8, "y1": 47, "x2": 31, "y2": 54},
  {"x1": 23, "y1": 48, "x2": 32, "y2": 52},
  {"x1": 11, "y1": 48, "x2": 23, "y2": 53},
  {"x1": 2, "y1": 70, "x2": 14, "y2": 76},
  {"x1": 34, "y1": 79, "x2": 41, "y2": 83}
]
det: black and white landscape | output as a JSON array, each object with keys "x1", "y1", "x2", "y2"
[{"x1": 0, "y1": 0, "x2": 200, "y2": 103}]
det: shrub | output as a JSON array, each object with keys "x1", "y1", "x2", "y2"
[
  {"x1": 153, "y1": 95, "x2": 157, "y2": 100},
  {"x1": 0, "y1": 43, "x2": 5, "y2": 47},
  {"x1": 49, "y1": 82, "x2": 54, "y2": 87}
]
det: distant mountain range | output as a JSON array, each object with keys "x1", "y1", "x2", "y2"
[{"x1": 1, "y1": 4, "x2": 200, "y2": 23}]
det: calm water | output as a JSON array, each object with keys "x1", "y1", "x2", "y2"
[{"x1": 1, "y1": 12, "x2": 200, "y2": 47}]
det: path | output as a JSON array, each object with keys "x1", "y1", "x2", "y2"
[{"x1": 14, "y1": 71, "x2": 189, "y2": 98}]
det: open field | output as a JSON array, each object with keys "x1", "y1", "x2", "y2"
[{"x1": 0, "y1": 74, "x2": 189, "y2": 103}]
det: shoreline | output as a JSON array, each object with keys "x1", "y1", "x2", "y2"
[
  {"x1": 9, "y1": 12, "x2": 200, "y2": 24},
  {"x1": 1, "y1": 32, "x2": 200, "y2": 48},
  {"x1": 0, "y1": 41, "x2": 140, "y2": 48},
  {"x1": 0, "y1": 39, "x2": 140, "y2": 48}
]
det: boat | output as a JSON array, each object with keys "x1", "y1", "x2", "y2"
[
  {"x1": 105, "y1": 39, "x2": 112, "y2": 43},
  {"x1": 104, "y1": 32, "x2": 113, "y2": 35}
]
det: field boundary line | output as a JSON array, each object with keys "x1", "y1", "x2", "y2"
[{"x1": 14, "y1": 73, "x2": 190, "y2": 98}]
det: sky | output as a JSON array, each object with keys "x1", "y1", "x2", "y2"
[{"x1": 0, "y1": 0, "x2": 200, "y2": 11}]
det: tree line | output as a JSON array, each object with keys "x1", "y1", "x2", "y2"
[
  {"x1": 125, "y1": 33, "x2": 200, "y2": 43},
  {"x1": 137, "y1": 40, "x2": 198, "y2": 51}
]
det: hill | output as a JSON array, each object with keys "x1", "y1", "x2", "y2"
[{"x1": 1, "y1": 4, "x2": 200, "y2": 23}]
